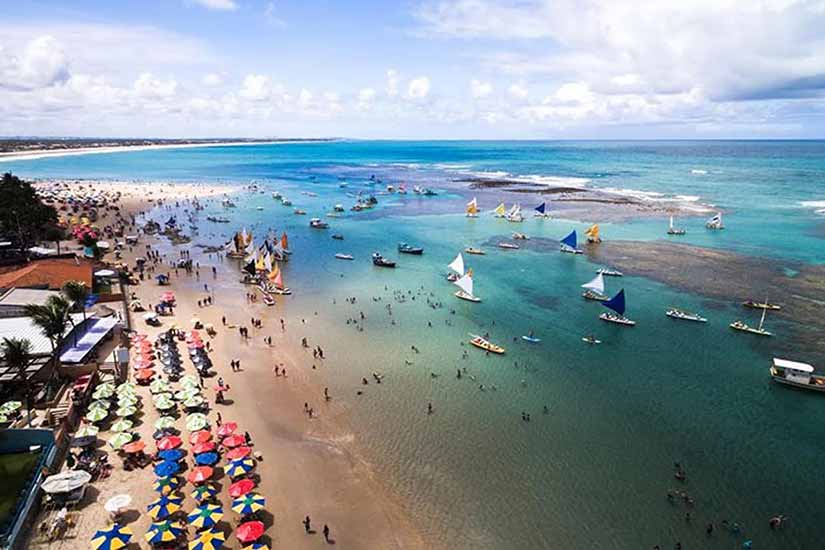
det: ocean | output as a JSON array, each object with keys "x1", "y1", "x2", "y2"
[{"x1": 5, "y1": 140, "x2": 825, "y2": 549}]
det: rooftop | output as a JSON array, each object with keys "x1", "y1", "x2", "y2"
[
  {"x1": 0, "y1": 258, "x2": 94, "y2": 291},
  {"x1": 0, "y1": 288, "x2": 61, "y2": 309},
  {"x1": 0, "y1": 313, "x2": 85, "y2": 357}
]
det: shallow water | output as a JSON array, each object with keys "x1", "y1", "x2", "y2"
[{"x1": 7, "y1": 141, "x2": 825, "y2": 548}]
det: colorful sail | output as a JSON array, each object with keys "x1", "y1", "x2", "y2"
[
  {"x1": 224, "y1": 239, "x2": 237, "y2": 254},
  {"x1": 263, "y1": 252, "x2": 273, "y2": 272},
  {"x1": 448, "y1": 253, "x2": 465, "y2": 276},
  {"x1": 534, "y1": 202, "x2": 546, "y2": 215},
  {"x1": 267, "y1": 264, "x2": 280, "y2": 282},
  {"x1": 560, "y1": 230, "x2": 577, "y2": 250},
  {"x1": 494, "y1": 203, "x2": 506, "y2": 217},
  {"x1": 242, "y1": 258, "x2": 256, "y2": 276},
  {"x1": 281, "y1": 232, "x2": 289, "y2": 251},
  {"x1": 602, "y1": 289, "x2": 626, "y2": 316},
  {"x1": 273, "y1": 269, "x2": 284, "y2": 289},
  {"x1": 581, "y1": 273, "x2": 605, "y2": 294},
  {"x1": 585, "y1": 224, "x2": 600, "y2": 241},
  {"x1": 454, "y1": 273, "x2": 474, "y2": 297},
  {"x1": 466, "y1": 198, "x2": 478, "y2": 215}
]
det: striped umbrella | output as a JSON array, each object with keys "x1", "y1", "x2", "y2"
[
  {"x1": 144, "y1": 520, "x2": 184, "y2": 544},
  {"x1": 192, "y1": 441, "x2": 216, "y2": 454},
  {"x1": 155, "y1": 416, "x2": 177, "y2": 430},
  {"x1": 152, "y1": 476, "x2": 181, "y2": 494},
  {"x1": 115, "y1": 405, "x2": 137, "y2": 418},
  {"x1": 157, "y1": 435, "x2": 182, "y2": 450},
  {"x1": 108, "y1": 432, "x2": 133, "y2": 450},
  {"x1": 147, "y1": 494, "x2": 183, "y2": 520},
  {"x1": 189, "y1": 430, "x2": 213, "y2": 445},
  {"x1": 191, "y1": 483, "x2": 218, "y2": 502},
  {"x1": 90, "y1": 524, "x2": 132, "y2": 550},
  {"x1": 110, "y1": 419, "x2": 134, "y2": 432},
  {"x1": 225, "y1": 458, "x2": 255, "y2": 478},
  {"x1": 187, "y1": 466, "x2": 214, "y2": 484},
  {"x1": 85, "y1": 407, "x2": 108, "y2": 423},
  {"x1": 187, "y1": 504, "x2": 224, "y2": 530},
  {"x1": 241, "y1": 544, "x2": 270, "y2": 550},
  {"x1": 188, "y1": 529, "x2": 226, "y2": 550},
  {"x1": 225, "y1": 446, "x2": 252, "y2": 460},
  {"x1": 231, "y1": 492, "x2": 265, "y2": 515}
]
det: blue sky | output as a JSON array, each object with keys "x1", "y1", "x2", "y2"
[{"x1": 2, "y1": 0, "x2": 825, "y2": 139}]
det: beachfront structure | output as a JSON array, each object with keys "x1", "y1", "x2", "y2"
[{"x1": 0, "y1": 289, "x2": 62, "y2": 319}]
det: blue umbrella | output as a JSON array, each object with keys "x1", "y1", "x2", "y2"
[
  {"x1": 158, "y1": 449, "x2": 185, "y2": 461},
  {"x1": 194, "y1": 452, "x2": 219, "y2": 466},
  {"x1": 154, "y1": 460, "x2": 181, "y2": 477}
]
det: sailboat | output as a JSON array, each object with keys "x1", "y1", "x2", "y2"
[
  {"x1": 466, "y1": 198, "x2": 479, "y2": 218},
  {"x1": 454, "y1": 273, "x2": 481, "y2": 302},
  {"x1": 585, "y1": 224, "x2": 601, "y2": 243},
  {"x1": 560, "y1": 230, "x2": 583, "y2": 254},
  {"x1": 667, "y1": 215, "x2": 686, "y2": 235},
  {"x1": 599, "y1": 289, "x2": 636, "y2": 325},
  {"x1": 280, "y1": 231, "x2": 291, "y2": 254},
  {"x1": 706, "y1": 212, "x2": 724, "y2": 229},
  {"x1": 581, "y1": 273, "x2": 608, "y2": 301},
  {"x1": 447, "y1": 253, "x2": 465, "y2": 282},
  {"x1": 534, "y1": 202, "x2": 549, "y2": 218},
  {"x1": 267, "y1": 264, "x2": 292, "y2": 295},
  {"x1": 505, "y1": 203, "x2": 524, "y2": 222},
  {"x1": 493, "y1": 203, "x2": 506, "y2": 218},
  {"x1": 730, "y1": 302, "x2": 772, "y2": 336}
]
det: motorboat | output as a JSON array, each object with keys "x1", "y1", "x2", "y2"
[
  {"x1": 582, "y1": 335, "x2": 602, "y2": 344},
  {"x1": 294, "y1": 209, "x2": 307, "y2": 215},
  {"x1": 512, "y1": 232, "x2": 529, "y2": 240},
  {"x1": 666, "y1": 308, "x2": 708, "y2": 322},
  {"x1": 397, "y1": 242, "x2": 424, "y2": 255},
  {"x1": 335, "y1": 253, "x2": 354, "y2": 260},
  {"x1": 465, "y1": 247, "x2": 485, "y2": 255},
  {"x1": 770, "y1": 358, "x2": 825, "y2": 393},
  {"x1": 372, "y1": 252, "x2": 396, "y2": 268},
  {"x1": 469, "y1": 334, "x2": 505, "y2": 354},
  {"x1": 498, "y1": 242, "x2": 520, "y2": 249},
  {"x1": 281, "y1": 198, "x2": 293, "y2": 206},
  {"x1": 334, "y1": 204, "x2": 345, "y2": 212},
  {"x1": 309, "y1": 218, "x2": 329, "y2": 229},
  {"x1": 742, "y1": 300, "x2": 781, "y2": 311}
]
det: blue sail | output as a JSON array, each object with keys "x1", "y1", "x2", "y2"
[
  {"x1": 535, "y1": 202, "x2": 546, "y2": 214},
  {"x1": 560, "y1": 230, "x2": 577, "y2": 249},
  {"x1": 602, "y1": 289, "x2": 626, "y2": 315}
]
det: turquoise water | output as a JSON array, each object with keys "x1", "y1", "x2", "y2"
[{"x1": 5, "y1": 141, "x2": 825, "y2": 548}]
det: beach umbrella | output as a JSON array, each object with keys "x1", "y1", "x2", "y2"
[
  {"x1": 153, "y1": 392, "x2": 174, "y2": 402},
  {"x1": 155, "y1": 416, "x2": 177, "y2": 430},
  {"x1": 147, "y1": 494, "x2": 183, "y2": 520},
  {"x1": 90, "y1": 524, "x2": 132, "y2": 550},
  {"x1": 222, "y1": 434, "x2": 245, "y2": 449},
  {"x1": 154, "y1": 460, "x2": 181, "y2": 478},
  {"x1": 188, "y1": 529, "x2": 226, "y2": 550},
  {"x1": 191, "y1": 483, "x2": 218, "y2": 502},
  {"x1": 144, "y1": 520, "x2": 184, "y2": 544},
  {"x1": 158, "y1": 449, "x2": 184, "y2": 461},
  {"x1": 117, "y1": 395, "x2": 139, "y2": 407},
  {"x1": 157, "y1": 435, "x2": 182, "y2": 450},
  {"x1": 217, "y1": 422, "x2": 237, "y2": 437},
  {"x1": 183, "y1": 396, "x2": 206, "y2": 409},
  {"x1": 241, "y1": 544, "x2": 269, "y2": 550},
  {"x1": 187, "y1": 504, "x2": 224, "y2": 530},
  {"x1": 152, "y1": 476, "x2": 181, "y2": 494},
  {"x1": 186, "y1": 415, "x2": 209, "y2": 432},
  {"x1": 231, "y1": 493, "x2": 265, "y2": 516},
  {"x1": 154, "y1": 397, "x2": 175, "y2": 411},
  {"x1": 108, "y1": 431, "x2": 133, "y2": 450},
  {"x1": 85, "y1": 407, "x2": 108, "y2": 423},
  {"x1": 181, "y1": 375, "x2": 200, "y2": 389},
  {"x1": 122, "y1": 440, "x2": 146, "y2": 454},
  {"x1": 189, "y1": 430, "x2": 212, "y2": 445},
  {"x1": 0, "y1": 413, "x2": 7, "y2": 424},
  {"x1": 0, "y1": 400, "x2": 22, "y2": 414},
  {"x1": 41, "y1": 470, "x2": 92, "y2": 494},
  {"x1": 225, "y1": 458, "x2": 255, "y2": 478},
  {"x1": 175, "y1": 388, "x2": 201, "y2": 401},
  {"x1": 187, "y1": 466, "x2": 214, "y2": 484},
  {"x1": 115, "y1": 405, "x2": 137, "y2": 418},
  {"x1": 89, "y1": 399, "x2": 111, "y2": 411},
  {"x1": 150, "y1": 380, "x2": 171, "y2": 394},
  {"x1": 225, "y1": 446, "x2": 252, "y2": 460},
  {"x1": 104, "y1": 494, "x2": 133, "y2": 514},
  {"x1": 115, "y1": 382, "x2": 137, "y2": 394},
  {"x1": 134, "y1": 369, "x2": 154, "y2": 381},
  {"x1": 235, "y1": 521, "x2": 265, "y2": 543},
  {"x1": 75, "y1": 424, "x2": 100, "y2": 438},
  {"x1": 92, "y1": 387, "x2": 114, "y2": 399},
  {"x1": 228, "y1": 478, "x2": 255, "y2": 498},
  {"x1": 194, "y1": 452, "x2": 218, "y2": 466},
  {"x1": 110, "y1": 419, "x2": 134, "y2": 432},
  {"x1": 192, "y1": 441, "x2": 216, "y2": 454}
]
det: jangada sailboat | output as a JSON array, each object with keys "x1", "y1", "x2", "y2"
[
  {"x1": 705, "y1": 212, "x2": 724, "y2": 229},
  {"x1": 466, "y1": 198, "x2": 479, "y2": 218},
  {"x1": 730, "y1": 303, "x2": 772, "y2": 336},
  {"x1": 447, "y1": 253, "x2": 465, "y2": 282},
  {"x1": 493, "y1": 203, "x2": 506, "y2": 218},
  {"x1": 560, "y1": 230, "x2": 583, "y2": 254},
  {"x1": 581, "y1": 273, "x2": 608, "y2": 301},
  {"x1": 585, "y1": 224, "x2": 601, "y2": 243},
  {"x1": 534, "y1": 202, "x2": 549, "y2": 218},
  {"x1": 469, "y1": 334, "x2": 505, "y2": 354},
  {"x1": 505, "y1": 203, "x2": 524, "y2": 222},
  {"x1": 667, "y1": 215, "x2": 686, "y2": 235},
  {"x1": 599, "y1": 289, "x2": 636, "y2": 325},
  {"x1": 454, "y1": 272, "x2": 481, "y2": 302}
]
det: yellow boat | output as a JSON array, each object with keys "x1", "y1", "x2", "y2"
[{"x1": 469, "y1": 334, "x2": 505, "y2": 354}]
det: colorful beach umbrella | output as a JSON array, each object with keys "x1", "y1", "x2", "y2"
[
  {"x1": 241, "y1": 544, "x2": 270, "y2": 550},
  {"x1": 117, "y1": 395, "x2": 139, "y2": 407},
  {"x1": 235, "y1": 521, "x2": 265, "y2": 543},
  {"x1": 144, "y1": 520, "x2": 184, "y2": 544},
  {"x1": 110, "y1": 419, "x2": 134, "y2": 432},
  {"x1": 192, "y1": 441, "x2": 216, "y2": 454},
  {"x1": 187, "y1": 466, "x2": 214, "y2": 484},
  {"x1": 108, "y1": 432, "x2": 133, "y2": 450},
  {"x1": 191, "y1": 483, "x2": 218, "y2": 502},
  {"x1": 115, "y1": 382, "x2": 137, "y2": 394},
  {"x1": 155, "y1": 416, "x2": 177, "y2": 430},
  {"x1": 188, "y1": 529, "x2": 226, "y2": 550},
  {"x1": 122, "y1": 440, "x2": 146, "y2": 454},
  {"x1": 90, "y1": 524, "x2": 132, "y2": 550},
  {"x1": 228, "y1": 478, "x2": 255, "y2": 498},
  {"x1": 225, "y1": 446, "x2": 252, "y2": 460},
  {"x1": 152, "y1": 476, "x2": 181, "y2": 494},
  {"x1": 154, "y1": 460, "x2": 181, "y2": 478},
  {"x1": 92, "y1": 387, "x2": 114, "y2": 399},
  {"x1": 147, "y1": 494, "x2": 183, "y2": 520},
  {"x1": 85, "y1": 407, "x2": 108, "y2": 423},
  {"x1": 75, "y1": 424, "x2": 100, "y2": 438},
  {"x1": 189, "y1": 430, "x2": 212, "y2": 445},
  {"x1": 217, "y1": 422, "x2": 237, "y2": 437},
  {"x1": 157, "y1": 435, "x2": 182, "y2": 450},
  {"x1": 88, "y1": 399, "x2": 111, "y2": 411},
  {"x1": 155, "y1": 397, "x2": 175, "y2": 411},
  {"x1": 225, "y1": 458, "x2": 255, "y2": 478},
  {"x1": 187, "y1": 504, "x2": 224, "y2": 530},
  {"x1": 194, "y1": 452, "x2": 218, "y2": 466},
  {"x1": 222, "y1": 434, "x2": 245, "y2": 448},
  {"x1": 231, "y1": 493, "x2": 265, "y2": 515},
  {"x1": 158, "y1": 449, "x2": 184, "y2": 461}
]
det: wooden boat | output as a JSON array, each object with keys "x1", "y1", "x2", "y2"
[
  {"x1": 560, "y1": 230, "x2": 583, "y2": 254},
  {"x1": 335, "y1": 253, "x2": 354, "y2": 260},
  {"x1": 372, "y1": 253, "x2": 396, "y2": 268},
  {"x1": 498, "y1": 242, "x2": 520, "y2": 249},
  {"x1": 469, "y1": 334, "x2": 505, "y2": 354},
  {"x1": 581, "y1": 274, "x2": 608, "y2": 301},
  {"x1": 597, "y1": 268, "x2": 623, "y2": 277},
  {"x1": 582, "y1": 335, "x2": 602, "y2": 344},
  {"x1": 505, "y1": 204, "x2": 524, "y2": 222},
  {"x1": 667, "y1": 215, "x2": 686, "y2": 235},
  {"x1": 742, "y1": 300, "x2": 781, "y2": 311},
  {"x1": 666, "y1": 308, "x2": 708, "y2": 323},
  {"x1": 585, "y1": 224, "x2": 601, "y2": 243},
  {"x1": 770, "y1": 358, "x2": 825, "y2": 393},
  {"x1": 455, "y1": 290, "x2": 481, "y2": 302},
  {"x1": 453, "y1": 272, "x2": 480, "y2": 302},
  {"x1": 533, "y1": 202, "x2": 549, "y2": 218},
  {"x1": 465, "y1": 198, "x2": 479, "y2": 218},
  {"x1": 398, "y1": 242, "x2": 424, "y2": 255},
  {"x1": 731, "y1": 302, "x2": 772, "y2": 336},
  {"x1": 447, "y1": 253, "x2": 464, "y2": 283},
  {"x1": 309, "y1": 218, "x2": 329, "y2": 229},
  {"x1": 599, "y1": 289, "x2": 636, "y2": 326},
  {"x1": 465, "y1": 247, "x2": 485, "y2": 255}
]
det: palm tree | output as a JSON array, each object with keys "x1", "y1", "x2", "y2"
[
  {"x1": 1, "y1": 337, "x2": 33, "y2": 426},
  {"x1": 62, "y1": 280, "x2": 90, "y2": 321},
  {"x1": 24, "y1": 295, "x2": 71, "y2": 375}
]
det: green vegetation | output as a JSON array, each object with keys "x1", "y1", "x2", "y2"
[
  {"x1": 0, "y1": 173, "x2": 58, "y2": 254},
  {"x1": 0, "y1": 451, "x2": 41, "y2": 529}
]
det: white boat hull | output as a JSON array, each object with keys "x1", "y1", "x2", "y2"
[
  {"x1": 599, "y1": 313, "x2": 636, "y2": 326},
  {"x1": 455, "y1": 290, "x2": 481, "y2": 303}
]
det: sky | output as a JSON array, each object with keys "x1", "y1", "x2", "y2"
[{"x1": 2, "y1": 0, "x2": 825, "y2": 139}]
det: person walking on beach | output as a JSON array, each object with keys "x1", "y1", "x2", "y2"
[
  {"x1": 323, "y1": 524, "x2": 331, "y2": 543},
  {"x1": 303, "y1": 515, "x2": 312, "y2": 533}
]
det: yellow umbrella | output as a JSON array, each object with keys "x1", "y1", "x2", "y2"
[{"x1": 188, "y1": 529, "x2": 226, "y2": 550}]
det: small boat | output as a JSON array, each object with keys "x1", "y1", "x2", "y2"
[
  {"x1": 465, "y1": 247, "x2": 485, "y2": 255},
  {"x1": 272, "y1": 287, "x2": 292, "y2": 295},
  {"x1": 585, "y1": 224, "x2": 601, "y2": 243},
  {"x1": 386, "y1": 185, "x2": 394, "y2": 192},
  {"x1": 334, "y1": 204, "x2": 345, "y2": 212},
  {"x1": 770, "y1": 358, "x2": 825, "y2": 393},
  {"x1": 599, "y1": 289, "x2": 636, "y2": 326},
  {"x1": 706, "y1": 212, "x2": 724, "y2": 229},
  {"x1": 666, "y1": 308, "x2": 708, "y2": 323},
  {"x1": 493, "y1": 203, "x2": 506, "y2": 218},
  {"x1": 512, "y1": 232, "x2": 529, "y2": 240},
  {"x1": 309, "y1": 218, "x2": 329, "y2": 229},
  {"x1": 447, "y1": 253, "x2": 464, "y2": 283},
  {"x1": 422, "y1": 188, "x2": 438, "y2": 196},
  {"x1": 398, "y1": 242, "x2": 424, "y2": 255},
  {"x1": 560, "y1": 230, "x2": 583, "y2": 254},
  {"x1": 256, "y1": 206, "x2": 264, "y2": 211},
  {"x1": 281, "y1": 198, "x2": 292, "y2": 206},
  {"x1": 372, "y1": 252, "x2": 396, "y2": 268},
  {"x1": 263, "y1": 294, "x2": 276, "y2": 306},
  {"x1": 272, "y1": 192, "x2": 282, "y2": 199},
  {"x1": 521, "y1": 333, "x2": 541, "y2": 343},
  {"x1": 581, "y1": 273, "x2": 608, "y2": 301},
  {"x1": 582, "y1": 335, "x2": 602, "y2": 345},
  {"x1": 294, "y1": 209, "x2": 307, "y2": 215},
  {"x1": 466, "y1": 198, "x2": 479, "y2": 218},
  {"x1": 302, "y1": 191, "x2": 318, "y2": 197},
  {"x1": 454, "y1": 272, "x2": 480, "y2": 302},
  {"x1": 469, "y1": 334, "x2": 505, "y2": 354},
  {"x1": 331, "y1": 234, "x2": 344, "y2": 240},
  {"x1": 597, "y1": 268, "x2": 623, "y2": 277},
  {"x1": 667, "y1": 215, "x2": 686, "y2": 235},
  {"x1": 742, "y1": 300, "x2": 781, "y2": 311},
  {"x1": 498, "y1": 242, "x2": 520, "y2": 250},
  {"x1": 222, "y1": 199, "x2": 236, "y2": 208},
  {"x1": 206, "y1": 216, "x2": 230, "y2": 223},
  {"x1": 505, "y1": 204, "x2": 524, "y2": 223},
  {"x1": 335, "y1": 253, "x2": 354, "y2": 260},
  {"x1": 534, "y1": 202, "x2": 550, "y2": 218},
  {"x1": 730, "y1": 306, "x2": 772, "y2": 336}
]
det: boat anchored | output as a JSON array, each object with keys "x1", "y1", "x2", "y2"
[
  {"x1": 398, "y1": 242, "x2": 424, "y2": 255},
  {"x1": 730, "y1": 304, "x2": 772, "y2": 336},
  {"x1": 469, "y1": 334, "x2": 505, "y2": 354},
  {"x1": 743, "y1": 300, "x2": 781, "y2": 311},
  {"x1": 770, "y1": 358, "x2": 825, "y2": 393},
  {"x1": 447, "y1": 253, "x2": 465, "y2": 282},
  {"x1": 599, "y1": 289, "x2": 636, "y2": 326},
  {"x1": 309, "y1": 218, "x2": 329, "y2": 229},
  {"x1": 335, "y1": 253, "x2": 354, "y2": 260},
  {"x1": 585, "y1": 224, "x2": 601, "y2": 243},
  {"x1": 512, "y1": 232, "x2": 529, "y2": 240},
  {"x1": 705, "y1": 212, "x2": 724, "y2": 229},
  {"x1": 597, "y1": 268, "x2": 623, "y2": 277},
  {"x1": 498, "y1": 242, "x2": 520, "y2": 250},
  {"x1": 465, "y1": 247, "x2": 486, "y2": 255},
  {"x1": 534, "y1": 202, "x2": 550, "y2": 218},
  {"x1": 454, "y1": 272, "x2": 481, "y2": 302},
  {"x1": 667, "y1": 215, "x2": 686, "y2": 235},
  {"x1": 666, "y1": 308, "x2": 708, "y2": 323},
  {"x1": 505, "y1": 203, "x2": 524, "y2": 223},
  {"x1": 582, "y1": 335, "x2": 602, "y2": 345},
  {"x1": 560, "y1": 230, "x2": 583, "y2": 254},
  {"x1": 372, "y1": 252, "x2": 396, "y2": 268},
  {"x1": 581, "y1": 273, "x2": 608, "y2": 301},
  {"x1": 466, "y1": 197, "x2": 479, "y2": 218}
]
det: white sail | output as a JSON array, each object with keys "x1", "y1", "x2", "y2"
[
  {"x1": 244, "y1": 239, "x2": 255, "y2": 255},
  {"x1": 448, "y1": 253, "x2": 465, "y2": 276},
  {"x1": 241, "y1": 227, "x2": 249, "y2": 245},
  {"x1": 507, "y1": 203, "x2": 518, "y2": 217},
  {"x1": 454, "y1": 273, "x2": 474, "y2": 296},
  {"x1": 244, "y1": 248, "x2": 258, "y2": 264},
  {"x1": 467, "y1": 197, "x2": 477, "y2": 209},
  {"x1": 669, "y1": 216, "x2": 674, "y2": 229},
  {"x1": 225, "y1": 240, "x2": 237, "y2": 254},
  {"x1": 581, "y1": 273, "x2": 605, "y2": 294}
]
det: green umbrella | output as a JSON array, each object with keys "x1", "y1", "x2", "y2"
[
  {"x1": 89, "y1": 399, "x2": 111, "y2": 411},
  {"x1": 76, "y1": 425, "x2": 100, "y2": 438},
  {"x1": 183, "y1": 396, "x2": 205, "y2": 408},
  {"x1": 117, "y1": 395, "x2": 139, "y2": 407},
  {"x1": 0, "y1": 401, "x2": 22, "y2": 413},
  {"x1": 175, "y1": 388, "x2": 201, "y2": 401},
  {"x1": 185, "y1": 414, "x2": 208, "y2": 432},
  {"x1": 150, "y1": 380, "x2": 171, "y2": 394},
  {"x1": 116, "y1": 406, "x2": 137, "y2": 418},
  {"x1": 116, "y1": 382, "x2": 136, "y2": 392},
  {"x1": 85, "y1": 408, "x2": 108, "y2": 423},
  {"x1": 153, "y1": 392, "x2": 174, "y2": 403},
  {"x1": 180, "y1": 375, "x2": 200, "y2": 389},
  {"x1": 155, "y1": 397, "x2": 175, "y2": 411},
  {"x1": 108, "y1": 431, "x2": 133, "y2": 450},
  {"x1": 155, "y1": 416, "x2": 177, "y2": 430},
  {"x1": 92, "y1": 387, "x2": 114, "y2": 400},
  {"x1": 0, "y1": 414, "x2": 8, "y2": 424},
  {"x1": 111, "y1": 418, "x2": 134, "y2": 432}
]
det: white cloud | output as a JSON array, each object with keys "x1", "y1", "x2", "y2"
[
  {"x1": 298, "y1": 88, "x2": 313, "y2": 107},
  {"x1": 508, "y1": 82, "x2": 528, "y2": 100},
  {"x1": 470, "y1": 79, "x2": 492, "y2": 99},
  {"x1": 386, "y1": 69, "x2": 400, "y2": 96},
  {"x1": 190, "y1": 0, "x2": 238, "y2": 11},
  {"x1": 134, "y1": 72, "x2": 177, "y2": 98},
  {"x1": 203, "y1": 73, "x2": 223, "y2": 87},
  {"x1": 239, "y1": 74, "x2": 271, "y2": 101},
  {"x1": 263, "y1": 1, "x2": 287, "y2": 26},
  {"x1": 0, "y1": 35, "x2": 70, "y2": 90},
  {"x1": 357, "y1": 87, "x2": 377, "y2": 110},
  {"x1": 407, "y1": 76, "x2": 431, "y2": 98}
]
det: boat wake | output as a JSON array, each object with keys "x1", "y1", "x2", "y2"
[{"x1": 800, "y1": 200, "x2": 825, "y2": 215}]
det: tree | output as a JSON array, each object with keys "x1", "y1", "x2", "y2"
[
  {"x1": 62, "y1": 280, "x2": 90, "y2": 321},
  {"x1": 0, "y1": 173, "x2": 58, "y2": 254},
  {"x1": 24, "y1": 295, "x2": 71, "y2": 371},
  {"x1": 1, "y1": 337, "x2": 34, "y2": 426}
]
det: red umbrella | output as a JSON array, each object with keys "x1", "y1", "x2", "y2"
[
  {"x1": 135, "y1": 369, "x2": 155, "y2": 380},
  {"x1": 228, "y1": 479, "x2": 255, "y2": 498},
  {"x1": 225, "y1": 446, "x2": 252, "y2": 460},
  {"x1": 235, "y1": 521, "x2": 265, "y2": 543},
  {"x1": 192, "y1": 441, "x2": 216, "y2": 454},
  {"x1": 123, "y1": 440, "x2": 146, "y2": 454},
  {"x1": 187, "y1": 342, "x2": 204, "y2": 350},
  {"x1": 222, "y1": 435, "x2": 245, "y2": 449},
  {"x1": 187, "y1": 466, "x2": 214, "y2": 484},
  {"x1": 133, "y1": 362, "x2": 153, "y2": 370},
  {"x1": 189, "y1": 431, "x2": 213, "y2": 445},
  {"x1": 157, "y1": 436, "x2": 182, "y2": 450},
  {"x1": 217, "y1": 422, "x2": 238, "y2": 437}
]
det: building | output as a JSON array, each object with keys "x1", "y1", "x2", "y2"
[
  {"x1": 0, "y1": 288, "x2": 61, "y2": 319},
  {"x1": 0, "y1": 257, "x2": 94, "y2": 291}
]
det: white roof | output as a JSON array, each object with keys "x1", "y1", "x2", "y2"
[
  {"x1": 0, "y1": 288, "x2": 61, "y2": 308},
  {"x1": 0, "y1": 313, "x2": 85, "y2": 356},
  {"x1": 773, "y1": 358, "x2": 814, "y2": 373}
]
